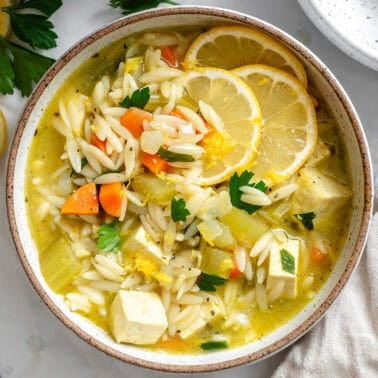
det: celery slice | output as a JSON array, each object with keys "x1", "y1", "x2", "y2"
[
  {"x1": 131, "y1": 173, "x2": 175, "y2": 205},
  {"x1": 40, "y1": 237, "x2": 81, "y2": 293},
  {"x1": 201, "y1": 247, "x2": 234, "y2": 279},
  {"x1": 220, "y1": 208, "x2": 269, "y2": 246}
]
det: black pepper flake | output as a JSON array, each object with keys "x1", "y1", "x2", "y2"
[
  {"x1": 53, "y1": 112, "x2": 59, "y2": 117},
  {"x1": 211, "y1": 310, "x2": 215, "y2": 316},
  {"x1": 92, "y1": 53, "x2": 99, "y2": 59},
  {"x1": 33, "y1": 129, "x2": 38, "y2": 136},
  {"x1": 123, "y1": 43, "x2": 127, "y2": 49}
]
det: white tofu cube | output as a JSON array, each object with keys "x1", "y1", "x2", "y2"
[
  {"x1": 125, "y1": 226, "x2": 169, "y2": 264},
  {"x1": 180, "y1": 302, "x2": 221, "y2": 339},
  {"x1": 111, "y1": 290, "x2": 168, "y2": 345},
  {"x1": 267, "y1": 239, "x2": 299, "y2": 299},
  {"x1": 292, "y1": 168, "x2": 351, "y2": 214}
]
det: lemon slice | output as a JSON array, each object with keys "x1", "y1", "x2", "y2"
[
  {"x1": 0, "y1": 108, "x2": 8, "y2": 156},
  {"x1": 183, "y1": 67, "x2": 262, "y2": 186},
  {"x1": 233, "y1": 64, "x2": 317, "y2": 185},
  {"x1": 0, "y1": 0, "x2": 11, "y2": 38},
  {"x1": 183, "y1": 25, "x2": 307, "y2": 87}
]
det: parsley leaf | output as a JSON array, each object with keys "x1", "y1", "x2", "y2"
[
  {"x1": 200, "y1": 340, "x2": 228, "y2": 351},
  {"x1": 3, "y1": 0, "x2": 62, "y2": 50},
  {"x1": 7, "y1": 12, "x2": 58, "y2": 50},
  {"x1": 295, "y1": 212, "x2": 316, "y2": 230},
  {"x1": 70, "y1": 157, "x2": 88, "y2": 177},
  {"x1": 229, "y1": 171, "x2": 268, "y2": 214},
  {"x1": 280, "y1": 249, "x2": 295, "y2": 274},
  {"x1": 197, "y1": 273, "x2": 227, "y2": 292},
  {"x1": 109, "y1": 0, "x2": 178, "y2": 15},
  {"x1": 0, "y1": 36, "x2": 54, "y2": 96},
  {"x1": 171, "y1": 198, "x2": 190, "y2": 222},
  {"x1": 157, "y1": 147, "x2": 195, "y2": 162},
  {"x1": 0, "y1": 49, "x2": 15, "y2": 94},
  {"x1": 119, "y1": 87, "x2": 150, "y2": 109},
  {"x1": 7, "y1": 0, "x2": 62, "y2": 17},
  {"x1": 97, "y1": 223, "x2": 121, "y2": 253}
]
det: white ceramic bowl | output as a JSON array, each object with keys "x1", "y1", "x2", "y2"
[{"x1": 6, "y1": 6, "x2": 374, "y2": 372}]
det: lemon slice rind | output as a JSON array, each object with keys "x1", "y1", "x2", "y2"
[
  {"x1": 233, "y1": 64, "x2": 317, "y2": 185},
  {"x1": 183, "y1": 25, "x2": 307, "y2": 87},
  {"x1": 182, "y1": 67, "x2": 262, "y2": 186}
]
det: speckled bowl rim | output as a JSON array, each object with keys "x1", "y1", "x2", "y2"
[{"x1": 6, "y1": 6, "x2": 374, "y2": 373}]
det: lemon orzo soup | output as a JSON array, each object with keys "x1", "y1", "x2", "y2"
[{"x1": 25, "y1": 26, "x2": 352, "y2": 353}]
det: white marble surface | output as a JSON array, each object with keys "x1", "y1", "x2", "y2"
[{"x1": 0, "y1": 1, "x2": 377, "y2": 377}]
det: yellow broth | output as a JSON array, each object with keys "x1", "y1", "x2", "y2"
[{"x1": 25, "y1": 27, "x2": 352, "y2": 353}]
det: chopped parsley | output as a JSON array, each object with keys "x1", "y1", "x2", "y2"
[
  {"x1": 171, "y1": 198, "x2": 190, "y2": 222},
  {"x1": 280, "y1": 249, "x2": 295, "y2": 274},
  {"x1": 157, "y1": 147, "x2": 195, "y2": 162},
  {"x1": 97, "y1": 223, "x2": 121, "y2": 252},
  {"x1": 200, "y1": 340, "x2": 228, "y2": 351},
  {"x1": 70, "y1": 157, "x2": 88, "y2": 177},
  {"x1": 109, "y1": 0, "x2": 178, "y2": 15},
  {"x1": 197, "y1": 273, "x2": 227, "y2": 292},
  {"x1": 119, "y1": 87, "x2": 150, "y2": 109},
  {"x1": 295, "y1": 211, "x2": 316, "y2": 230},
  {"x1": 229, "y1": 171, "x2": 268, "y2": 214}
]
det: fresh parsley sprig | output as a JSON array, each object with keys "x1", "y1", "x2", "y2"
[
  {"x1": 197, "y1": 273, "x2": 227, "y2": 292},
  {"x1": 119, "y1": 87, "x2": 150, "y2": 109},
  {"x1": 295, "y1": 212, "x2": 316, "y2": 230},
  {"x1": 157, "y1": 147, "x2": 195, "y2": 162},
  {"x1": 280, "y1": 249, "x2": 295, "y2": 274},
  {"x1": 97, "y1": 223, "x2": 121, "y2": 252},
  {"x1": 229, "y1": 171, "x2": 268, "y2": 214},
  {"x1": 200, "y1": 340, "x2": 228, "y2": 351},
  {"x1": 109, "y1": 0, "x2": 178, "y2": 15},
  {"x1": 2, "y1": 0, "x2": 62, "y2": 50},
  {"x1": 0, "y1": 0, "x2": 62, "y2": 96},
  {"x1": 0, "y1": 36, "x2": 54, "y2": 96},
  {"x1": 171, "y1": 197, "x2": 190, "y2": 222}
]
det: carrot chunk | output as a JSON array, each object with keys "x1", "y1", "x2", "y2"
[
  {"x1": 229, "y1": 266, "x2": 242, "y2": 279},
  {"x1": 61, "y1": 183, "x2": 99, "y2": 215},
  {"x1": 161, "y1": 46, "x2": 178, "y2": 67},
  {"x1": 99, "y1": 182, "x2": 123, "y2": 218},
  {"x1": 141, "y1": 152, "x2": 168, "y2": 175},
  {"x1": 120, "y1": 107, "x2": 152, "y2": 138},
  {"x1": 90, "y1": 134, "x2": 107, "y2": 154},
  {"x1": 310, "y1": 247, "x2": 328, "y2": 264}
]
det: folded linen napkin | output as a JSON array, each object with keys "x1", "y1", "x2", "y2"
[{"x1": 273, "y1": 212, "x2": 378, "y2": 378}]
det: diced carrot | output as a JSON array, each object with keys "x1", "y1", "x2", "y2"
[
  {"x1": 310, "y1": 247, "x2": 328, "y2": 264},
  {"x1": 61, "y1": 183, "x2": 99, "y2": 215},
  {"x1": 229, "y1": 266, "x2": 242, "y2": 279},
  {"x1": 120, "y1": 107, "x2": 152, "y2": 138},
  {"x1": 99, "y1": 182, "x2": 124, "y2": 218},
  {"x1": 170, "y1": 108, "x2": 186, "y2": 120},
  {"x1": 141, "y1": 152, "x2": 169, "y2": 175},
  {"x1": 157, "y1": 335, "x2": 187, "y2": 352},
  {"x1": 90, "y1": 133, "x2": 107, "y2": 154},
  {"x1": 161, "y1": 46, "x2": 178, "y2": 67}
]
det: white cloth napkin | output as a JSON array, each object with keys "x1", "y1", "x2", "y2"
[{"x1": 273, "y1": 212, "x2": 378, "y2": 378}]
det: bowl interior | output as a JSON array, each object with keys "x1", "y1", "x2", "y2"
[{"x1": 6, "y1": 6, "x2": 373, "y2": 372}]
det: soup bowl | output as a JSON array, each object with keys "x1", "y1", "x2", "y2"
[{"x1": 6, "y1": 6, "x2": 373, "y2": 372}]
